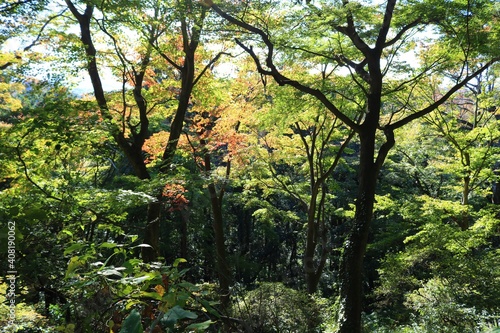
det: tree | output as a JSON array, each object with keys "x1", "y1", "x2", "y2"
[
  {"x1": 2, "y1": 0, "x2": 500, "y2": 330},
  {"x1": 63, "y1": 0, "x2": 228, "y2": 261},
  {"x1": 182, "y1": 88, "x2": 241, "y2": 311},
  {"x1": 242, "y1": 80, "x2": 355, "y2": 293},
  {"x1": 427, "y1": 67, "x2": 500, "y2": 206},
  {"x1": 203, "y1": 0, "x2": 500, "y2": 331}
]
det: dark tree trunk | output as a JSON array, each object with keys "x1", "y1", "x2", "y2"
[
  {"x1": 493, "y1": 180, "x2": 500, "y2": 204},
  {"x1": 304, "y1": 190, "x2": 328, "y2": 294},
  {"x1": 142, "y1": 199, "x2": 161, "y2": 262},
  {"x1": 492, "y1": 160, "x2": 500, "y2": 204},
  {"x1": 337, "y1": 136, "x2": 378, "y2": 333},
  {"x1": 200, "y1": 146, "x2": 231, "y2": 310},
  {"x1": 304, "y1": 191, "x2": 320, "y2": 294},
  {"x1": 161, "y1": 62, "x2": 195, "y2": 169},
  {"x1": 200, "y1": 135, "x2": 233, "y2": 311}
]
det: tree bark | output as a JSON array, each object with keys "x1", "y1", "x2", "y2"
[
  {"x1": 160, "y1": 9, "x2": 207, "y2": 170},
  {"x1": 337, "y1": 133, "x2": 378, "y2": 333},
  {"x1": 142, "y1": 199, "x2": 161, "y2": 262},
  {"x1": 161, "y1": 58, "x2": 195, "y2": 169}
]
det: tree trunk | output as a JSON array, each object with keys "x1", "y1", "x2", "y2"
[
  {"x1": 491, "y1": 160, "x2": 500, "y2": 204},
  {"x1": 180, "y1": 208, "x2": 189, "y2": 259},
  {"x1": 202, "y1": 140, "x2": 232, "y2": 311},
  {"x1": 161, "y1": 47, "x2": 196, "y2": 170},
  {"x1": 304, "y1": 191, "x2": 320, "y2": 294},
  {"x1": 142, "y1": 199, "x2": 161, "y2": 262},
  {"x1": 207, "y1": 182, "x2": 232, "y2": 310},
  {"x1": 65, "y1": 1, "x2": 162, "y2": 262},
  {"x1": 337, "y1": 131, "x2": 378, "y2": 333},
  {"x1": 304, "y1": 191, "x2": 328, "y2": 294}
]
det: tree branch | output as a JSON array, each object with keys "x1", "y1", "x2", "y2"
[
  {"x1": 384, "y1": 18, "x2": 422, "y2": 48},
  {"x1": 193, "y1": 51, "x2": 232, "y2": 87},
  {"x1": 206, "y1": 2, "x2": 360, "y2": 131},
  {"x1": 334, "y1": 0, "x2": 371, "y2": 57},
  {"x1": 388, "y1": 58, "x2": 500, "y2": 131},
  {"x1": 375, "y1": 0, "x2": 397, "y2": 51}
]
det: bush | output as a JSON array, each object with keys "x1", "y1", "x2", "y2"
[
  {"x1": 404, "y1": 278, "x2": 500, "y2": 333},
  {"x1": 232, "y1": 282, "x2": 326, "y2": 333}
]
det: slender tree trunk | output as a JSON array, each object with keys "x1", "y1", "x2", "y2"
[
  {"x1": 492, "y1": 170, "x2": 500, "y2": 204},
  {"x1": 142, "y1": 199, "x2": 161, "y2": 262},
  {"x1": 492, "y1": 149, "x2": 500, "y2": 204},
  {"x1": 161, "y1": 71, "x2": 194, "y2": 168},
  {"x1": 207, "y1": 182, "x2": 232, "y2": 310},
  {"x1": 161, "y1": 40, "x2": 197, "y2": 170},
  {"x1": 458, "y1": 175, "x2": 471, "y2": 231},
  {"x1": 458, "y1": 152, "x2": 471, "y2": 230},
  {"x1": 304, "y1": 195, "x2": 328, "y2": 294},
  {"x1": 180, "y1": 208, "x2": 189, "y2": 259},
  {"x1": 304, "y1": 191, "x2": 320, "y2": 294},
  {"x1": 201, "y1": 139, "x2": 232, "y2": 311}
]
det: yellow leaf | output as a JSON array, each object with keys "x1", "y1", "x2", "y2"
[{"x1": 154, "y1": 284, "x2": 165, "y2": 297}]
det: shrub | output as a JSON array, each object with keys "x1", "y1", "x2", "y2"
[{"x1": 232, "y1": 282, "x2": 325, "y2": 333}]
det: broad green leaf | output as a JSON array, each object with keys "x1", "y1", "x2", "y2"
[
  {"x1": 199, "y1": 299, "x2": 220, "y2": 318},
  {"x1": 65, "y1": 256, "x2": 84, "y2": 278},
  {"x1": 161, "y1": 305, "x2": 198, "y2": 328},
  {"x1": 120, "y1": 309, "x2": 143, "y2": 333}
]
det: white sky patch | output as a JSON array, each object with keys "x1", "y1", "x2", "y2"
[{"x1": 72, "y1": 68, "x2": 124, "y2": 95}]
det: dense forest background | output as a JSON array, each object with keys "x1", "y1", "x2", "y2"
[{"x1": 1, "y1": 0, "x2": 499, "y2": 332}]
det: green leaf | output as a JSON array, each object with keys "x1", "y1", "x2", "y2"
[
  {"x1": 65, "y1": 256, "x2": 84, "y2": 278},
  {"x1": 199, "y1": 299, "x2": 220, "y2": 318},
  {"x1": 186, "y1": 320, "x2": 214, "y2": 331},
  {"x1": 98, "y1": 268, "x2": 123, "y2": 278},
  {"x1": 64, "y1": 243, "x2": 85, "y2": 255},
  {"x1": 161, "y1": 305, "x2": 198, "y2": 328},
  {"x1": 61, "y1": 229, "x2": 73, "y2": 237},
  {"x1": 173, "y1": 258, "x2": 187, "y2": 268},
  {"x1": 99, "y1": 242, "x2": 118, "y2": 249},
  {"x1": 165, "y1": 305, "x2": 197, "y2": 320},
  {"x1": 139, "y1": 291, "x2": 163, "y2": 301},
  {"x1": 120, "y1": 309, "x2": 143, "y2": 333}
]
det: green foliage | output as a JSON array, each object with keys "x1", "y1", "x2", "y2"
[
  {"x1": 1, "y1": 1, "x2": 499, "y2": 332},
  {"x1": 0, "y1": 279, "x2": 52, "y2": 333},
  {"x1": 404, "y1": 278, "x2": 497, "y2": 333},
  {"x1": 232, "y1": 282, "x2": 327, "y2": 332},
  {"x1": 374, "y1": 200, "x2": 500, "y2": 332},
  {"x1": 63, "y1": 237, "x2": 215, "y2": 331}
]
